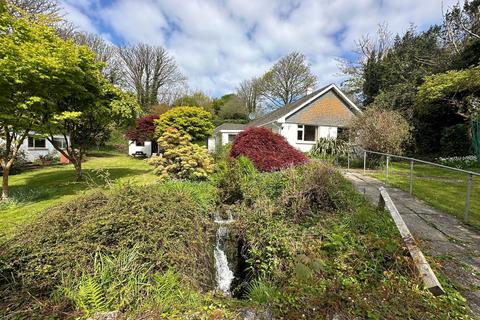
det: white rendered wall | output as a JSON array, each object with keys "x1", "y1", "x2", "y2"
[
  {"x1": 280, "y1": 124, "x2": 338, "y2": 153},
  {"x1": 17, "y1": 135, "x2": 70, "y2": 162}
]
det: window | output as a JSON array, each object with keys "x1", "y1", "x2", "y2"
[
  {"x1": 297, "y1": 125, "x2": 316, "y2": 142},
  {"x1": 337, "y1": 127, "x2": 349, "y2": 141},
  {"x1": 228, "y1": 134, "x2": 236, "y2": 143},
  {"x1": 52, "y1": 137, "x2": 67, "y2": 149},
  {"x1": 135, "y1": 141, "x2": 145, "y2": 147},
  {"x1": 27, "y1": 137, "x2": 46, "y2": 149}
]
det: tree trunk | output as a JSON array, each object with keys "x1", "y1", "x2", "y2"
[
  {"x1": 2, "y1": 165, "x2": 10, "y2": 200},
  {"x1": 74, "y1": 161, "x2": 83, "y2": 181}
]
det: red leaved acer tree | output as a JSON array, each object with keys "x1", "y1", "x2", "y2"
[
  {"x1": 126, "y1": 114, "x2": 160, "y2": 143},
  {"x1": 230, "y1": 127, "x2": 308, "y2": 171}
]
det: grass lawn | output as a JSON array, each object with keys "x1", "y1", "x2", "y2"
[
  {"x1": 366, "y1": 161, "x2": 480, "y2": 229},
  {"x1": 0, "y1": 150, "x2": 157, "y2": 239}
]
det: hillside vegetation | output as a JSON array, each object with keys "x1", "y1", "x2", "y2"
[{"x1": 0, "y1": 159, "x2": 473, "y2": 319}]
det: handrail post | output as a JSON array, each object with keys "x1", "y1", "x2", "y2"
[
  {"x1": 464, "y1": 174, "x2": 473, "y2": 223},
  {"x1": 385, "y1": 156, "x2": 390, "y2": 185},
  {"x1": 363, "y1": 150, "x2": 367, "y2": 174},
  {"x1": 409, "y1": 160, "x2": 414, "y2": 195},
  {"x1": 347, "y1": 151, "x2": 350, "y2": 171}
]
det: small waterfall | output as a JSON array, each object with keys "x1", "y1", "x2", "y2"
[{"x1": 213, "y1": 211, "x2": 235, "y2": 295}]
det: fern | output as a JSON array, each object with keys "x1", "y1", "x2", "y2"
[
  {"x1": 80, "y1": 278, "x2": 108, "y2": 313},
  {"x1": 58, "y1": 246, "x2": 155, "y2": 314}
]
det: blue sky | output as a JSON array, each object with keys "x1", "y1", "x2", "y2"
[{"x1": 60, "y1": 0, "x2": 456, "y2": 97}]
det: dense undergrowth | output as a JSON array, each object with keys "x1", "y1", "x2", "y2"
[
  {"x1": 0, "y1": 157, "x2": 474, "y2": 319},
  {"x1": 0, "y1": 181, "x2": 221, "y2": 319},
  {"x1": 217, "y1": 158, "x2": 473, "y2": 319}
]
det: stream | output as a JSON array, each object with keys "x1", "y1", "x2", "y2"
[{"x1": 213, "y1": 211, "x2": 235, "y2": 295}]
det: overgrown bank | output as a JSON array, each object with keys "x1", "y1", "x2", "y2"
[{"x1": 0, "y1": 160, "x2": 474, "y2": 319}]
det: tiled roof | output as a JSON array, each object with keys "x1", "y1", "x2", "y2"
[
  {"x1": 214, "y1": 123, "x2": 247, "y2": 133},
  {"x1": 246, "y1": 84, "x2": 331, "y2": 127}
]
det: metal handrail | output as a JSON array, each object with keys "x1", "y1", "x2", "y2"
[
  {"x1": 359, "y1": 149, "x2": 480, "y2": 177},
  {"x1": 347, "y1": 147, "x2": 478, "y2": 223}
]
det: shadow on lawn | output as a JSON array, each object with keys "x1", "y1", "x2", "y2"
[{"x1": 7, "y1": 167, "x2": 150, "y2": 205}]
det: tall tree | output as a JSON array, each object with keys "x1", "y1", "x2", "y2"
[
  {"x1": 337, "y1": 23, "x2": 392, "y2": 105},
  {"x1": 236, "y1": 77, "x2": 262, "y2": 117},
  {"x1": 443, "y1": 0, "x2": 480, "y2": 55},
  {"x1": 362, "y1": 51, "x2": 384, "y2": 105},
  {"x1": 43, "y1": 82, "x2": 140, "y2": 181},
  {"x1": 218, "y1": 95, "x2": 248, "y2": 121},
  {"x1": 173, "y1": 91, "x2": 213, "y2": 113},
  {"x1": 73, "y1": 32, "x2": 124, "y2": 86},
  {"x1": 118, "y1": 43, "x2": 186, "y2": 111},
  {"x1": 6, "y1": 0, "x2": 58, "y2": 17},
  {"x1": 260, "y1": 52, "x2": 317, "y2": 108},
  {"x1": 0, "y1": 7, "x2": 89, "y2": 198}
]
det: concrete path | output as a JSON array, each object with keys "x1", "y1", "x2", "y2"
[{"x1": 344, "y1": 171, "x2": 480, "y2": 316}]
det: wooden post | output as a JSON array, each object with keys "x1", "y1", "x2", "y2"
[{"x1": 378, "y1": 187, "x2": 445, "y2": 296}]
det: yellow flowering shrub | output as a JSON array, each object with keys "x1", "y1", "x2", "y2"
[{"x1": 148, "y1": 128, "x2": 214, "y2": 180}]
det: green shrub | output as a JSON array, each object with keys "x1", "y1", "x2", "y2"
[
  {"x1": 246, "y1": 278, "x2": 280, "y2": 305},
  {"x1": 216, "y1": 156, "x2": 286, "y2": 204},
  {"x1": 280, "y1": 161, "x2": 353, "y2": 220},
  {"x1": 148, "y1": 128, "x2": 214, "y2": 180},
  {"x1": 154, "y1": 106, "x2": 214, "y2": 142},
  {"x1": 350, "y1": 107, "x2": 411, "y2": 155},
  {"x1": 55, "y1": 246, "x2": 203, "y2": 317},
  {"x1": 310, "y1": 138, "x2": 351, "y2": 160},
  {"x1": 225, "y1": 163, "x2": 472, "y2": 319},
  {"x1": 440, "y1": 123, "x2": 472, "y2": 156},
  {"x1": 0, "y1": 181, "x2": 216, "y2": 318},
  {"x1": 56, "y1": 246, "x2": 153, "y2": 315}
]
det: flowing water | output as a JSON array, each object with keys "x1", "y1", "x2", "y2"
[{"x1": 213, "y1": 211, "x2": 235, "y2": 295}]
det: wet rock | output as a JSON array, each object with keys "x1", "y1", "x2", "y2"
[
  {"x1": 239, "y1": 307, "x2": 273, "y2": 320},
  {"x1": 87, "y1": 311, "x2": 123, "y2": 320}
]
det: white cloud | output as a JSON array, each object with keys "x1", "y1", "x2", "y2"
[{"x1": 60, "y1": 0, "x2": 458, "y2": 97}]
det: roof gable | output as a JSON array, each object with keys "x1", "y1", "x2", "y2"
[
  {"x1": 247, "y1": 84, "x2": 361, "y2": 128},
  {"x1": 285, "y1": 90, "x2": 357, "y2": 127}
]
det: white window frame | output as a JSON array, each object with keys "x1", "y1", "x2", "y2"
[
  {"x1": 52, "y1": 137, "x2": 68, "y2": 149},
  {"x1": 297, "y1": 125, "x2": 316, "y2": 142},
  {"x1": 27, "y1": 137, "x2": 47, "y2": 149}
]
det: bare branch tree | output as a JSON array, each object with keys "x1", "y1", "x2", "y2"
[
  {"x1": 157, "y1": 81, "x2": 189, "y2": 106},
  {"x1": 6, "y1": 0, "x2": 59, "y2": 16},
  {"x1": 236, "y1": 77, "x2": 262, "y2": 116},
  {"x1": 337, "y1": 23, "x2": 392, "y2": 104},
  {"x1": 73, "y1": 32, "x2": 125, "y2": 86},
  {"x1": 443, "y1": 1, "x2": 480, "y2": 51},
  {"x1": 118, "y1": 43, "x2": 186, "y2": 111},
  {"x1": 260, "y1": 52, "x2": 317, "y2": 108}
]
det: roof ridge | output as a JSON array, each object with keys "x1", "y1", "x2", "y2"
[{"x1": 247, "y1": 84, "x2": 332, "y2": 127}]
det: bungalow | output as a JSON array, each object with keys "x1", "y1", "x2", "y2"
[
  {"x1": 208, "y1": 83, "x2": 362, "y2": 152},
  {"x1": 1, "y1": 134, "x2": 70, "y2": 162}
]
